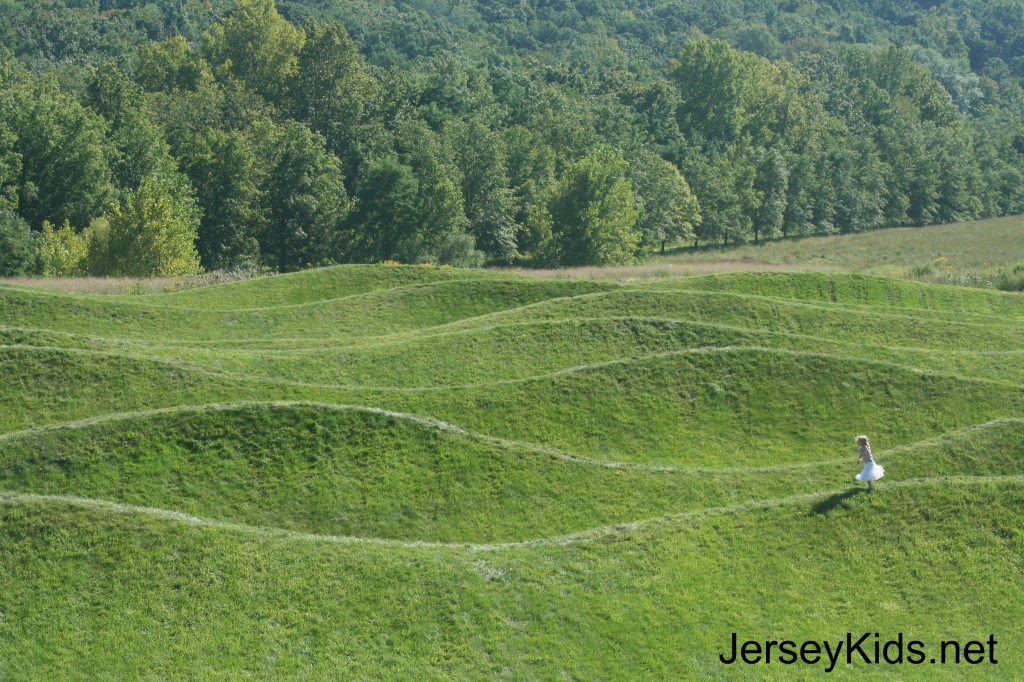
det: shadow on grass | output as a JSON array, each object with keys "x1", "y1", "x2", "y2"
[{"x1": 812, "y1": 487, "x2": 868, "y2": 515}]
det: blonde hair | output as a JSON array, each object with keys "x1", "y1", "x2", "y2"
[{"x1": 855, "y1": 435, "x2": 870, "y2": 447}]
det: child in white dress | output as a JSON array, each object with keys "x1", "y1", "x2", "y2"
[{"x1": 855, "y1": 435, "x2": 884, "y2": 490}]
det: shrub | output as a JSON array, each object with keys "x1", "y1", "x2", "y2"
[
  {"x1": 995, "y1": 262, "x2": 1024, "y2": 292},
  {"x1": 436, "y1": 233, "x2": 485, "y2": 268},
  {"x1": 38, "y1": 220, "x2": 90, "y2": 276},
  {"x1": 908, "y1": 262, "x2": 934, "y2": 279}
]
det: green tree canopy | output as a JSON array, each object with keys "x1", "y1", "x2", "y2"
[
  {"x1": 103, "y1": 173, "x2": 202, "y2": 277},
  {"x1": 204, "y1": 0, "x2": 304, "y2": 105},
  {"x1": 547, "y1": 147, "x2": 640, "y2": 266},
  {"x1": 629, "y1": 150, "x2": 701, "y2": 253},
  {"x1": 0, "y1": 77, "x2": 113, "y2": 229},
  {"x1": 288, "y1": 22, "x2": 376, "y2": 171},
  {"x1": 263, "y1": 121, "x2": 351, "y2": 271},
  {"x1": 346, "y1": 158, "x2": 420, "y2": 263},
  {"x1": 0, "y1": 208, "x2": 39, "y2": 276}
]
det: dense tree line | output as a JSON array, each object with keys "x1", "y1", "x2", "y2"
[{"x1": 1, "y1": 0, "x2": 1024, "y2": 275}]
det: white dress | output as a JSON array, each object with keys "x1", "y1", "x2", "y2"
[{"x1": 855, "y1": 446, "x2": 885, "y2": 482}]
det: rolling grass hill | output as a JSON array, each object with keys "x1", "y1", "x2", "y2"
[{"x1": 1, "y1": 264, "x2": 1022, "y2": 678}]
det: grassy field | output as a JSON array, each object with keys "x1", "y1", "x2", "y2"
[
  {"x1": 511, "y1": 214, "x2": 1024, "y2": 289},
  {"x1": 1, "y1": 264, "x2": 1022, "y2": 679}
]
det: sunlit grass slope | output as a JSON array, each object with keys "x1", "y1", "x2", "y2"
[
  {"x1": 7, "y1": 311, "x2": 1024, "y2": 387},
  {"x1": 654, "y1": 270, "x2": 1024, "y2": 318},
  {"x1": 1, "y1": 404, "x2": 1020, "y2": 544},
  {"x1": 1, "y1": 481, "x2": 1022, "y2": 679},
  {"x1": 1, "y1": 264, "x2": 1022, "y2": 678},
  {"x1": 126, "y1": 263, "x2": 510, "y2": 309},
  {"x1": 5, "y1": 345, "x2": 1021, "y2": 468},
  {"x1": 0, "y1": 275, "x2": 612, "y2": 342},
  {"x1": 464, "y1": 289, "x2": 1024, "y2": 350},
  {"x1": 113, "y1": 319, "x2": 1024, "y2": 387}
]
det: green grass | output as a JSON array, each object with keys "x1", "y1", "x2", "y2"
[
  {"x1": 485, "y1": 291, "x2": 1021, "y2": 348},
  {"x1": 1, "y1": 263, "x2": 1022, "y2": 678},
  {"x1": 2, "y1": 404, "x2": 1020, "y2": 545},
  {"x1": 2, "y1": 481, "x2": 1021, "y2": 679},
  {"x1": 126, "y1": 263, "x2": 508, "y2": 309},
  {"x1": 9, "y1": 311, "x2": 1024, "y2": 386},
  {"x1": 5, "y1": 344, "x2": 1020, "y2": 467},
  {"x1": 653, "y1": 214, "x2": 1024, "y2": 290},
  {"x1": 653, "y1": 270, "x2": 1024, "y2": 317},
  {"x1": 0, "y1": 275, "x2": 612, "y2": 342}
]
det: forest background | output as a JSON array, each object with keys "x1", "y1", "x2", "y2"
[{"x1": 2, "y1": 0, "x2": 1024, "y2": 276}]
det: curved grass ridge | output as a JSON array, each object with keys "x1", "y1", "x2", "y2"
[
  {"x1": 0, "y1": 264, "x2": 513, "y2": 309},
  {"x1": 8, "y1": 307, "x2": 1024, "y2": 387},
  {"x1": 653, "y1": 270, "x2": 1024, "y2": 317},
  {"x1": 3, "y1": 273, "x2": 1021, "y2": 348},
  {"x1": 0, "y1": 277, "x2": 615, "y2": 341},
  {"x1": 3, "y1": 480, "x2": 1021, "y2": 680},
  {"x1": 2, "y1": 474, "x2": 1021, "y2": 551},
  {"x1": 9, "y1": 268, "x2": 1023, "y2": 316},
  {"x1": 2, "y1": 401, "x2": 1020, "y2": 542},
  {"x1": 3, "y1": 265, "x2": 1024, "y2": 677},
  {"x1": 457, "y1": 288, "x2": 1024, "y2": 348},
  {"x1": 3, "y1": 343, "x2": 1022, "y2": 468},
  {"x1": 2, "y1": 401, "x2": 1019, "y2": 472},
  {"x1": 127, "y1": 264, "x2": 516, "y2": 309},
  {"x1": 18, "y1": 342, "x2": 1024, "y2": 392},
  {"x1": 6, "y1": 304, "x2": 1024, "y2": 392}
]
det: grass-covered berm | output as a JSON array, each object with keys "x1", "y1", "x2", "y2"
[{"x1": 1, "y1": 265, "x2": 1022, "y2": 679}]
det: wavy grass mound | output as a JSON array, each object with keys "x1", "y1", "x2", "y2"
[
  {"x1": 656, "y1": 271, "x2": 1024, "y2": 317},
  {"x1": 2, "y1": 481, "x2": 1022, "y2": 679},
  {"x1": 0, "y1": 275, "x2": 613, "y2": 342},
  {"x1": 1, "y1": 265, "x2": 1022, "y2": 678},
  {"x1": 128, "y1": 264, "x2": 509, "y2": 309}
]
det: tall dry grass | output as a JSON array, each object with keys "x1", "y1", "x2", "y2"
[{"x1": 0, "y1": 270, "x2": 271, "y2": 295}]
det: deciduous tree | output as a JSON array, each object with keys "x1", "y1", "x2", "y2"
[{"x1": 547, "y1": 146, "x2": 639, "y2": 265}]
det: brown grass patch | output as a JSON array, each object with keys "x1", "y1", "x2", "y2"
[
  {"x1": 0, "y1": 270, "x2": 269, "y2": 295},
  {"x1": 0, "y1": 276, "x2": 177, "y2": 295}
]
